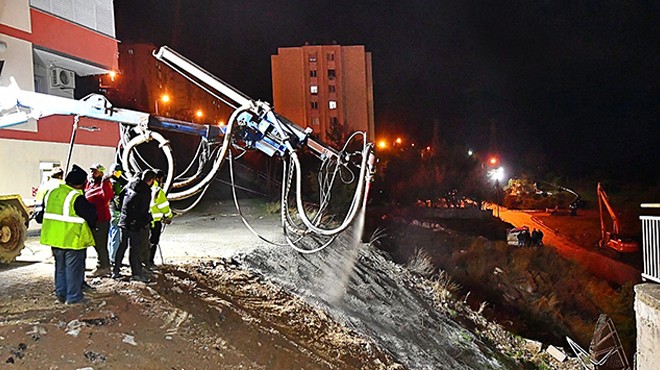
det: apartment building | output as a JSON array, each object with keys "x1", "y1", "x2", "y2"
[
  {"x1": 271, "y1": 44, "x2": 374, "y2": 147},
  {"x1": 0, "y1": 0, "x2": 119, "y2": 201}
]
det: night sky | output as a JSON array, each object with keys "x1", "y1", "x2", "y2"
[{"x1": 114, "y1": 1, "x2": 659, "y2": 183}]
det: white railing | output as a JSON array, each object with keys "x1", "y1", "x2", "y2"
[{"x1": 641, "y1": 203, "x2": 660, "y2": 283}]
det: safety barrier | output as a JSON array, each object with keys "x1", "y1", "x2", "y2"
[{"x1": 641, "y1": 205, "x2": 660, "y2": 283}]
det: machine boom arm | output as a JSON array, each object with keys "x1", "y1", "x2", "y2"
[{"x1": 0, "y1": 46, "x2": 376, "y2": 253}]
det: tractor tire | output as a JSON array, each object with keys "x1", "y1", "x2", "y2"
[{"x1": 0, "y1": 205, "x2": 27, "y2": 263}]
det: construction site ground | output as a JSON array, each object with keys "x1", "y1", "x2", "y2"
[{"x1": 0, "y1": 197, "x2": 587, "y2": 369}]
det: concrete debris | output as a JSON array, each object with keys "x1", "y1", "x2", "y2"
[
  {"x1": 66, "y1": 320, "x2": 83, "y2": 337},
  {"x1": 80, "y1": 311, "x2": 118, "y2": 326},
  {"x1": 26, "y1": 325, "x2": 47, "y2": 340},
  {"x1": 546, "y1": 345, "x2": 567, "y2": 362},
  {"x1": 8, "y1": 343, "x2": 27, "y2": 360},
  {"x1": 171, "y1": 286, "x2": 184, "y2": 294},
  {"x1": 84, "y1": 349, "x2": 107, "y2": 364},
  {"x1": 122, "y1": 334, "x2": 138, "y2": 346},
  {"x1": 523, "y1": 339, "x2": 543, "y2": 354}
]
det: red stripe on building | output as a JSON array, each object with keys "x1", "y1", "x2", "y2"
[
  {"x1": 30, "y1": 9, "x2": 118, "y2": 71},
  {"x1": 0, "y1": 24, "x2": 32, "y2": 41},
  {"x1": 0, "y1": 116, "x2": 119, "y2": 147}
]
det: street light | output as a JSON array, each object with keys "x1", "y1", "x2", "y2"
[
  {"x1": 155, "y1": 94, "x2": 170, "y2": 115},
  {"x1": 488, "y1": 166, "x2": 505, "y2": 218}
]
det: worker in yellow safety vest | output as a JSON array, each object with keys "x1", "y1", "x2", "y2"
[
  {"x1": 34, "y1": 167, "x2": 64, "y2": 206},
  {"x1": 148, "y1": 170, "x2": 172, "y2": 267},
  {"x1": 40, "y1": 164, "x2": 97, "y2": 305}
]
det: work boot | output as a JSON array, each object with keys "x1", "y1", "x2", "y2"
[
  {"x1": 82, "y1": 281, "x2": 96, "y2": 292},
  {"x1": 130, "y1": 274, "x2": 150, "y2": 283},
  {"x1": 88, "y1": 267, "x2": 111, "y2": 277},
  {"x1": 66, "y1": 297, "x2": 91, "y2": 305}
]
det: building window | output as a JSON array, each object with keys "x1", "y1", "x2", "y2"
[
  {"x1": 312, "y1": 117, "x2": 319, "y2": 126},
  {"x1": 310, "y1": 85, "x2": 318, "y2": 94},
  {"x1": 330, "y1": 117, "x2": 338, "y2": 125},
  {"x1": 329, "y1": 85, "x2": 336, "y2": 93},
  {"x1": 310, "y1": 70, "x2": 317, "y2": 78},
  {"x1": 329, "y1": 100, "x2": 337, "y2": 109},
  {"x1": 309, "y1": 53, "x2": 317, "y2": 62},
  {"x1": 328, "y1": 69, "x2": 336, "y2": 80},
  {"x1": 327, "y1": 53, "x2": 335, "y2": 61},
  {"x1": 311, "y1": 101, "x2": 318, "y2": 109}
]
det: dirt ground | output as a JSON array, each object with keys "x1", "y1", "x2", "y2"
[
  {"x1": 0, "y1": 199, "x2": 403, "y2": 369},
  {"x1": 0, "y1": 198, "x2": 583, "y2": 369}
]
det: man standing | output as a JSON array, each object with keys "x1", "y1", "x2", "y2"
[
  {"x1": 35, "y1": 167, "x2": 64, "y2": 205},
  {"x1": 149, "y1": 170, "x2": 172, "y2": 266},
  {"x1": 84, "y1": 163, "x2": 113, "y2": 276},
  {"x1": 113, "y1": 170, "x2": 155, "y2": 282},
  {"x1": 107, "y1": 163, "x2": 127, "y2": 267},
  {"x1": 41, "y1": 165, "x2": 97, "y2": 304}
]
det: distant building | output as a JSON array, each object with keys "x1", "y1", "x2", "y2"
[
  {"x1": 114, "y1": 42, "x2": 231, "y2": 124},
  {"x1": 0, "y1": 0, "x2": 119, "y2": 201},
  {"x1": 271, "y1": 45, "x2": 375, "y2": 146}
]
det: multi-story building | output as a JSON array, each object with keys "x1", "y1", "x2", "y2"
[
  {"x1": 271, "y1": 44, "x2": 375, "y2": 147},
  {"x1": 0, "y1": 0, "x2": 119, "y2": 201},
  {"x1": 115, "y1": 42, "x2": 231, "y2": 124}
]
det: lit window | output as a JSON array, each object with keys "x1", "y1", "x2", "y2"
[
  {"x1": 310, "y1": 85, "x2": 318, "y2": 94},
  {"x1": 311, "y1": 101, "x2": 318, "y2": 109},
  {"x1": 329, "y1": 85, "x2": 336, "y2": 93},
  {"x1": 329, "y1": 100, "x2": 337, "y2": 109},
  {"x1": 309, "y1": 53, "x2": 317, "y2": 62},
  {"x1": 312, "y1": 117, "x2": 319, "y2": 126}
]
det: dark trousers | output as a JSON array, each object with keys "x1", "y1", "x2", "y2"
[
  {"x1": 149, "y1": 221, "x2": 163, "y2": 264},
  {"x1": 52, "y1": 247, "x2": 86, "y2": 304},
  {"x1": 91, "y1": 221, "x2": 111, "y2": 269},
  {"x1": 113, "y1": 227, "x2": 149, "y2": 277}
]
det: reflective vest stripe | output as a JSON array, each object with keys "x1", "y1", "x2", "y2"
[
  {"x1": 43, "y1": 213, "x2": 85, "y2": 223},
  {"x1": 63, "y1": 189, "x2": 78, "y2": 216}
]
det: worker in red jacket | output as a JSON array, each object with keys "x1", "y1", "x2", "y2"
[{"x1": 84, "y1": 163, "x2": 114, "y2": 276}]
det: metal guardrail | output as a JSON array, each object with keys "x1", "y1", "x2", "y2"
[{"x1": 641, "y1": 211, "x2": 660, "y2": 283}]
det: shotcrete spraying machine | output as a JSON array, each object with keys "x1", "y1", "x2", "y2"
[{"x1": 0, "y1": 46, "x2": 375, "y2": 259}]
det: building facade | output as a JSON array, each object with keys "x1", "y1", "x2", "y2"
[
  {"x1": 0, "y1": 0, "x2": 119, "y2": 201},
  {"x1": 271, "y1": 45, "x2": 374, "y2": 147}
]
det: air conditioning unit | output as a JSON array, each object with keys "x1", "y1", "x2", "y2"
[{"x1": 49, "y1": 67, "x2": 76, "y2": 89}]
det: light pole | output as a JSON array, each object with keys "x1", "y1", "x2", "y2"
[
  {"x1": 155, "y1": 94, "x2": 170, "y2": 115},
  {"x1": 489, "y1": 166, "x2": 505, "y2": 218}
]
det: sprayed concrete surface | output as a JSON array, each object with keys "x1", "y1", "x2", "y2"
[{"x1": 0, "y1": 198, "x2": 571, "y2": 368}]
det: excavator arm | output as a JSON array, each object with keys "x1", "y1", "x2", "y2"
[{"x1": 596, "y1": 182, "x2": 639, "y2": 253}]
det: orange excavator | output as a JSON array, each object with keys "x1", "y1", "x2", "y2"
[{"x1": 597, "y1": 182, "x2": 639, "y2": 253}]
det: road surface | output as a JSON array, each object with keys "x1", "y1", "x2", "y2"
[{"x1": 488, "y1": 205, "x2": 640, "y2": 286}]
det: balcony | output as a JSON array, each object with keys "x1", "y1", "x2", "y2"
[{"x1": 641, "y1": 203, "x2": 660, "y2": 283}]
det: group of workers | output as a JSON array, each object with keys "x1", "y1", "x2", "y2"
[
  {"x1": 35, "y1": 163, "x2": 172, "y2": 305},
  {"x1": 516, "y1": 227, "x2": 544, "y2": 247}
]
